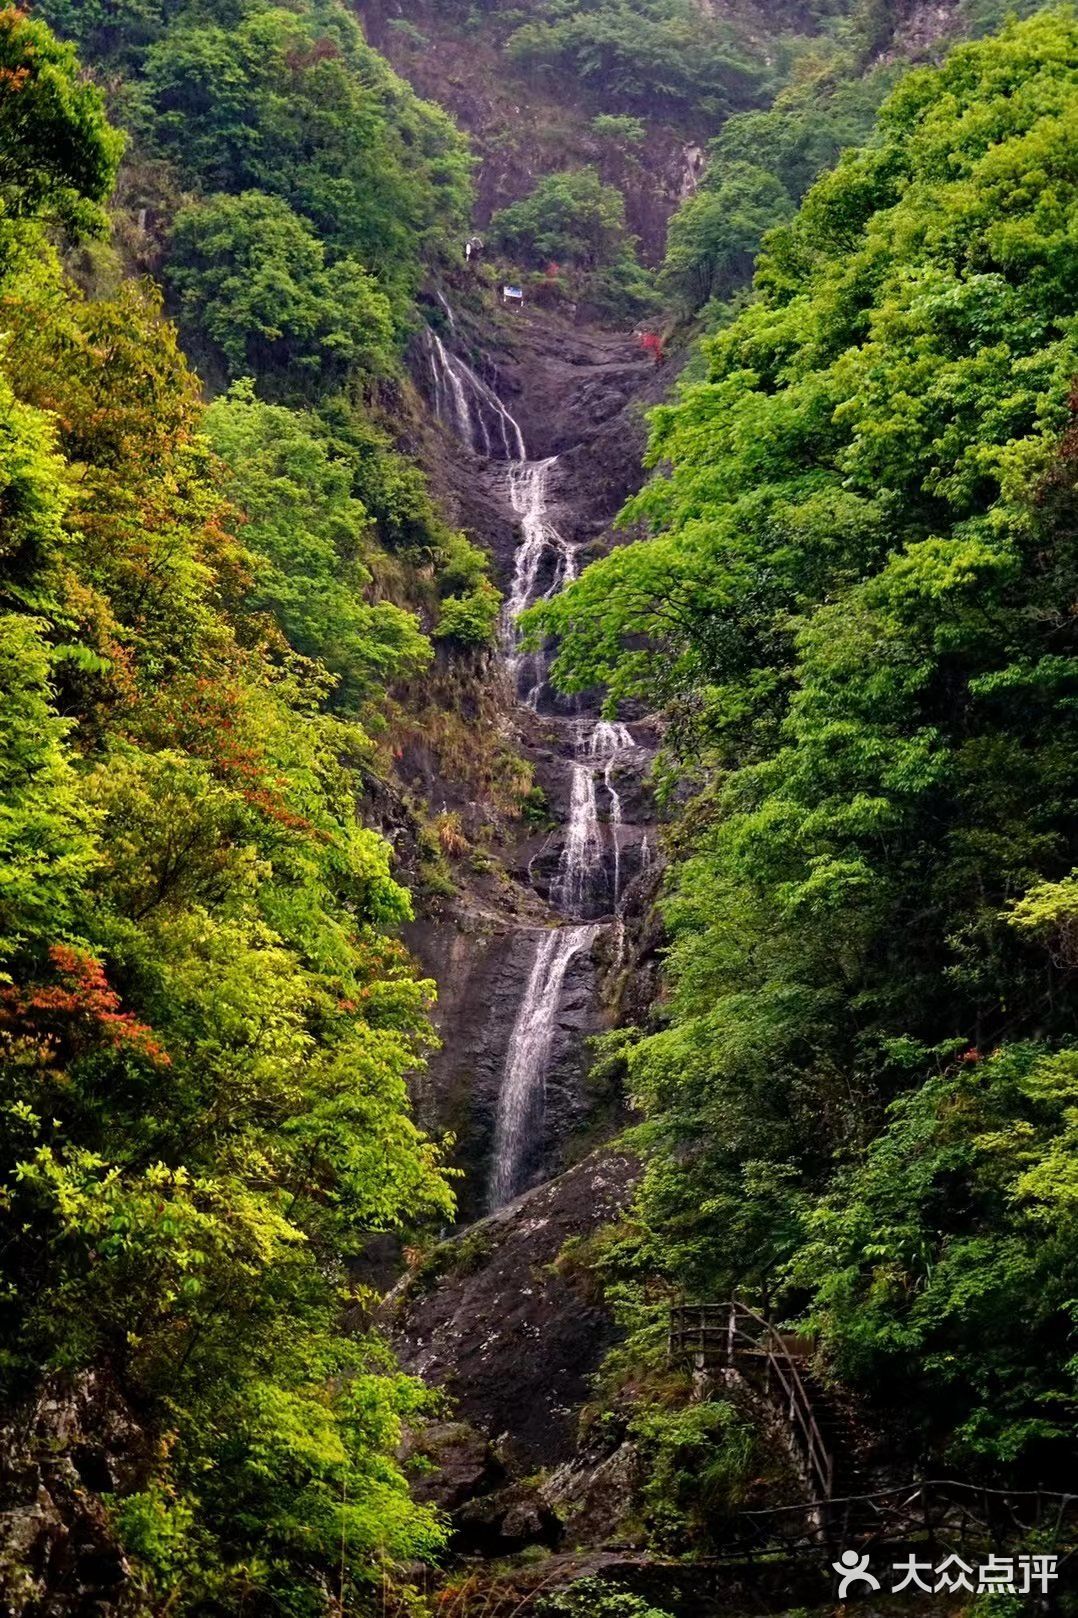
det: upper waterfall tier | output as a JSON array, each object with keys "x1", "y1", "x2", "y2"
[{"x1": 423, "y1": 326, "x2": 525, "y2": 461}]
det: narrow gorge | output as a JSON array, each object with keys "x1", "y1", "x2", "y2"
[{"x1": 400, "y1": 306, "x2": 662, "y2": 1217}]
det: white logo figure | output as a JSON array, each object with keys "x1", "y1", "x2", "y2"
[{"x1": 834, "y1": 1549, "x2": 881, "y2": 1598}]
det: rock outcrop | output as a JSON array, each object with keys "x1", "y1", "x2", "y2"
[
  {"x1": 387, "y1": 1149, "x2": 640, "y2": 1476},
  {"x1": 0, "y1": 1374, "x2": 143, "y2": 1617}
]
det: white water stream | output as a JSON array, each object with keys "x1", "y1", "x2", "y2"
[
  {"x1": 424, "y1": 318, "x2": 646, "y2": 1207},
  {"x1": 423, "y1": 326, "x2": 524, "y2": 461},
  {"x1": 487, "y1": 923, "x2": 599, "y2": 1208}
]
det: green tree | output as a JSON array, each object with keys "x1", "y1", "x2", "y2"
[
  {"x1": 434, "y1": 578, "x2": 501, "y2": 648},
  {"x1": 0, "y1": 5, "x2": 122, "y2": 266},
  {"x1": 505, "y1": 0, "x2": 769, "y2": 123},
  {"x1": 660, "y1": 58, "x2": 896, "y2": 315},
  {"x1": 204, "y1": 383, "x2": 431, "y2": 709},
  {"x1": 138, "y1": 0, "x2": 471, "y2": 306},
  {"x1": 490, "y1": 168, "x2": 630, "y2": 268},
  {"x1": 0, "y1": 17, "x2": 456, "y2": 1612},
  {"x1": 795, "y1": 1045, "x2": 1078, "y2": 1465},
  {"x1": 661, "y1": 161, "x2": 794, "y2": 309},
  {"x1": 168, "y1": 191, "x2": 395, "y2": 390}
]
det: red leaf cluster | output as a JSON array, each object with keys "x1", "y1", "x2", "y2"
[{"x1": 0, "y1": 944, "x2": 170, "y2": 1065}]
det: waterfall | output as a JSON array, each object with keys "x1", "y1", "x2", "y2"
[
  {"x1": 488, "y1": 924, "x2": 598, "y2": 1208},
  {"x1": 551, "y1": 756, "x2": 604, "y2": 917},
  {"x1": 423, "y1": 326, "x2": 524, "y2": 460},
  {"x1": 435, "y1": 289, "x2": 457, "y2": 336},
  {"x1": 420, "y1": 306, "x2": 648, "y2": 1211},
  {"x1": 551, "y1": 721, "x2": 636, "y2": 919},
  {"x1": 589, "y1": 722, "x2": 635, "y2": 914},
  {"x1": 503, "y1": 457, "x2": 579, "y2": 706}
]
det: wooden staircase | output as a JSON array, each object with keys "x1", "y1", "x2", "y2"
[
  {"x1": 668, "y1": 1300, "x2": 836, "y2": 1499},
  {"x1": 668, "y1": 1303, "x2": 1078, "y2": 1563}
]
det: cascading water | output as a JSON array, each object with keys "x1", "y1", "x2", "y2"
[
  {"x1": 421, "y1": 307, "x2": 649, "y2": 1209},
  {"x1": 551, "y1": 721, "x2": 639, "y2": 920},
  {"x1": 589, "y1": 722, "x2": 636, "y2": 915},
  {"x1": 502, "y1": 458, "x2": 580, "y2": 706},
  {"x1": 423, "y1": 327, "x2": 524, "y2": 460},
  {"x1": 488, "y1": 923, "x2": 599, "y2": 1207},
  {"x1": 551, "y1": 747, "x2": 604, "y2": 917}
]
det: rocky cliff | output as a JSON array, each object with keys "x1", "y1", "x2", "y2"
[{"x1": 396, "y1": 296, "x2": 668, "y2": 1221}]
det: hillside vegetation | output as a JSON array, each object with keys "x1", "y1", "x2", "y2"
[
  {"x1": 0, "y1": 5, "x2": 480, "y2": 1613},
  {"x1": 3, "y1": 0, "x2": 1078, "y2": 1607},
  {"x1": 530, "y1": 7, "x2": 1078, "y2": 1481}
]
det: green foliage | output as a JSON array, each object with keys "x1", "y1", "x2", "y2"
[
  {"x1": 490, "y1": 168, "x2": 657, "y2": 318},
  {"x1": 662, "y1": 160, "x2": 795, "y2": 310},
  {"x1": 793, "y1": 1045, "x2": 1078, "y2": 1462},
  {"x1": 520, "y1": 783, "x2": 553, "y2": 828},
  {"x1": 31, "y1": 0, "x2": 164, "y2": 62},
  {"x1": 437, "y1": 529, "x2": 493, "y2": 596},
  {"x1": 490, "y1": 168, "x2": 629, "y2": 268},
  {"x1": 590, "y1": 113, "x2": 646, "y2": 143},
  {"x1": 0, "y1": 17, "x2": 455, "y2": 1613},
  {"x1": 661, "y1": 61, "x2": 894, "y2": 313},
  {"x1": 628, "y1": 1400, "x2": 756, "y2": 1550},
  {"x1": 531, "y1": 10, "x2": 1078, "y2": 1475},
  {"x1": 434, "y1": 579, "x2": 501, "y2": 648},
  {"x1": 0, "y1": 6, "x2": 123, "y2": 254},
  {"x1": 36, "y1": 0, "x2": 473, "y2": 361},
  {"x1": 0, "y1": 613, "x2": 100, "y2": 957},
  {"x1": 504, "y1": 0, "x2": 770, "y2": 123},
  {"x1": 136, "y1": 0, "x2": 471, "y2": 311},
  {"x1": 204, "y1": 382, "x2": 431, "y2": 705},
  {"x1": 169, "y1": 192, "x2": 396, "y2": 392},
  {"x1": 314, "y1": 396, "x2": 478, "y2": 568},
  {"x1": 538, "y1": 1578, "x2": 673, "y2": 1618}
]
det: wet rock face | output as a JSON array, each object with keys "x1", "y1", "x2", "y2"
[
  {"x1": 405, "y1": 912, "x2": 605, "y2": 1223},
  {"x1": 401, "y1": 305, "x2": 665, "y2": 1220},
  {"x1": 392, "y1": 290, "x2": 665, "y2": 1551},
  {"x1": 0, "y1": 1373, "x2": 143, "y2": 1618},
  {"x1": 410, "y1": 305, "x2": 667, "y2": 571},
  {"x1": 386, "y1": 1150, "x2": 639, "y2": 1474}
]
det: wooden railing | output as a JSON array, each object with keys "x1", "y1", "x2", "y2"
[
  {"x1": 724, "y1": 1479, "x2": 1078, "y2": 1560},
  {"x1": 669, "y1": 1301, "x2": 834, "y2": 1500}
]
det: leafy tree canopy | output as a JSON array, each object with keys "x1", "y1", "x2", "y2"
[
  {"x1": 490, "y1": 167, "x2": 630, "y2": 268},
  {"x1": 0, "y1": 6, "x2": 122, "y2": 265},
  {"x1": 0, "y1": 14, "x2": 455, "y2": 1611},
  {"x1": 529, "y1": 8, "x2": 1078, "y2": 1476},
  {"x1": 169, "y1": 191, "x2": 396, "y2": 391},
  {"x1": 204, "y1": 383, "x2": 432, "y2": 707}
]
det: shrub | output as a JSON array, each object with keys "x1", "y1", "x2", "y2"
[
  {"x1": 591, "y1": 113, "x2": 646, "y2": 143},
  {"x1": 434, "y1": 580, "x2": 501, "y2": 648}
]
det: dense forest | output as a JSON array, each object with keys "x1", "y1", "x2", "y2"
[
  {"x1": 1, "y1": 0, "x2": 1077, "y2": 1612},
  {"x1": 534, "y1": 0, "x2": 1078, "y2": 1481},
  {"x1": 0, "y1": 4, "x2": 475, "y2": 1610}
]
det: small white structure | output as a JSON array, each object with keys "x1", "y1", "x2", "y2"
[{"x1": 502, "y1": 283, "x2": 524, "y2": 306}]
